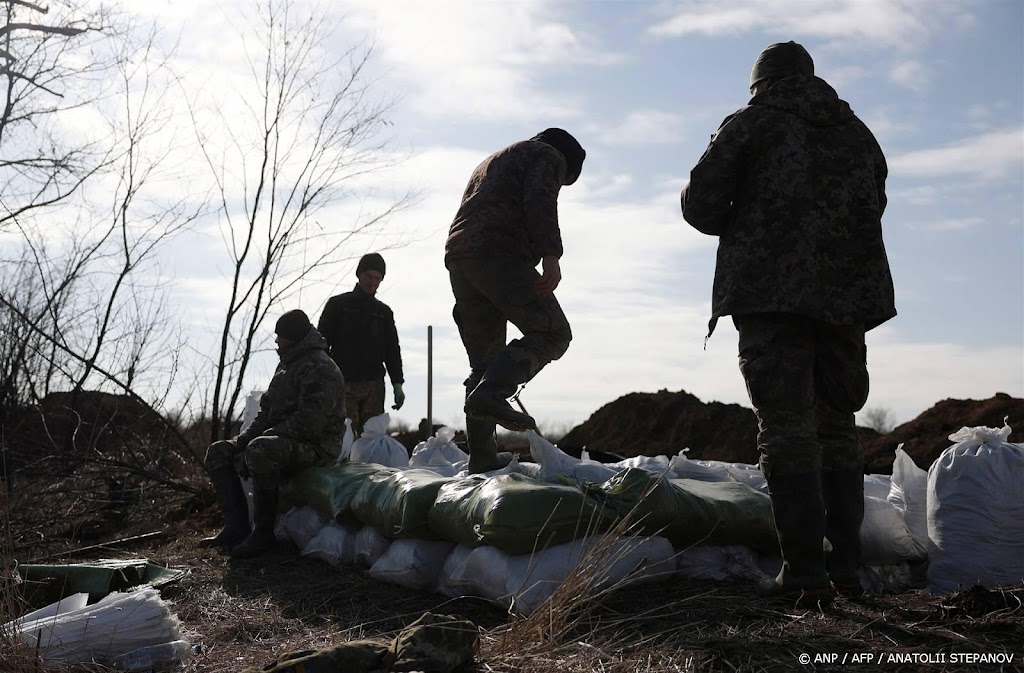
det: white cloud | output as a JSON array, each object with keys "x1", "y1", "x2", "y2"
[
  {"x1": 648, "y1": 0, "x2": 970, "y2": 49},
  {"x1": 907, "y1": 217, "x2": 984, "y2": 232},
  {"x1": 337, "y1": 0, "x2": 618, "y2": 122},
  {"x1": 889, "y1": 60, "x2": 929, "y2": 92},
  {"x1": 889, "y1": 128, "x2": 1024, "y2": 179},
  {"x1": 592, "y1": 109, "x2": 688, "y2": 146}
]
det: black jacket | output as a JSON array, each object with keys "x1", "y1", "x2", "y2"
[{"x1": 318, "y1": 284, "x2": 403, "y2": 384}]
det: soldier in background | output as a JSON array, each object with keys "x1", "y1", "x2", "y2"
[
  {"x1": 318, "y1": 252, "x2": 405, "y2": 435},
  {"x1": 681, "y1": 42, "x2": 896, "y2": 605},
  {"x1": 445, "y1": 128, "x2": 585, "y2": 473},
  {"x1": 200, "y1": 309, "x2": 346, "y2": 558}
]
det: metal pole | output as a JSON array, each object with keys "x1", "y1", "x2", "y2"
[{"x1": 427, "y1": 325, "x2": 433, "y2": 438}]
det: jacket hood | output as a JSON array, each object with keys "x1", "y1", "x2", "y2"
[
  {"x1": 751, "y1": 75, "x2": 853, "y2": 127},
  {"x1": 279, "y1": 326, "x2": 329, "y2": 364}
]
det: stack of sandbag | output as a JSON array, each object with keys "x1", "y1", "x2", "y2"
[
  {"x1": 7, "y1": 588, "x2": 191, "y2": 671},
  {"x1": 926, "y1": 423, "x2": 1024, "y2": 594}
]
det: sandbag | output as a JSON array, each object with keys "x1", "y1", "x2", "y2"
[
  {"x1": 674, "y1": 544, "x2": 765, "y2": 581},
  {"x1": 410, "y1": 427, "x2": 469, "y2": 475},
  {"x1": 351, "y1": 468, "x2": 454, "y2": 539},
  {"x1": 428, "y1": 473, "x2": 612, "y2": 554},
  {"x1": 275, "y1": 506, "x2": 328, "y2": 550},
  {"x1": 584, "y1": 468, "x2": 779, "y2": 554},
  {"x1": 528, "y1": 431, "x2": 618, "y2": 484},
  {"x1": 350, "y1": 413, "x2": 409, "y2": 467},
  {"x1": 860, "y1": 496, "x2": 924, "y2": 564},
  {"x1": 301, "y1": 523, "x2": 359, "y2": 566},
  {"x1": 887, "y1": 447, "x2": 929, "y2": 554},
  {"x1": 280, "y1": 462, "x2": 395, "y2": 527},
  {"x1": 926, "y1": 423, "x2": 1024, "y2": 594},
  {"x1": 369, "y1": 539, "x2": 456, "y2": 591},
  {"x1": 353, "y1": 526, "x2": 391, "y2": 568}
]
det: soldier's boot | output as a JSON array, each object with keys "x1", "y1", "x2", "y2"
[
  {"x1": 757, "y1": 472, "x2": 834, "y2": 607},
  {"x1": 232, "y1": 475, "x2": 279, "y2": 559},
  {"x1": 466, "y1": 417, "x2": 514, "y2": 474},
  {"x1": 824, "y1": 470, "x2": 866, "y2": 597},
  {"x1": 199, "y1": 469, "x2": 250, "y2": 549},
  {"x1": 465, "y1": 351, "x2": 536, "y2": 432}
]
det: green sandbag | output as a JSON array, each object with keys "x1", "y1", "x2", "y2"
[
  {"x1": 585, "y1": 468, "x2": 779, "y2": 554},
  {"x1": 350, "y1": 468, "x2": 455, "y2": 539},
  {"x1": 427, "y1": 472, "x2": 612, "y2": 555},
  {"x1": 281, "y1": 462, "x2": 396, "y2": 526}
]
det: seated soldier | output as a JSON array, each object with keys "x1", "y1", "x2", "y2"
[{"x1": 199, "y1": 309, "x2": 346, "y2": 558}]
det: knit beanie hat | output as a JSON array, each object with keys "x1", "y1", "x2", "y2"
[
  {"x1": 356, "y1": 252, "x2": 386, "y2": 278},
  {"x1": 531, "y1": 128, "x2": 586, "y2": 185},
  {"x1": 750, "y1": 41, "x2": 814, "y2": 90},
  {"x1": 275, "y1": 309, "x2": 311, "y2": 342}
]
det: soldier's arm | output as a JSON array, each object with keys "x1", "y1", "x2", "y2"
[
  {"x1": 522, "y1": 151, "x2": 565, "y2": 260},
  {"x1": 384, "y1": 308, "x2": 403, "y2": 386},
  {"x1": 317, "y1": 297, "x2": 342, "y2": 355},
  {"x1": 681, "y1": 111, "x2": 748, "y2": 236},
  {"x1": 270, "y1": 361, "x2": 340, "y2": 442},
  {"x1": 236, "y1": 392, "x2": 272, "y2": 447}
]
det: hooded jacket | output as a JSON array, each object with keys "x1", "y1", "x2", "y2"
[
  {"x1": 682, "y1": 75, "x2": 896, "y2": 334},
  {"x1": 237, "y1": 327, "x2": 346, "y2": 447},
  {"x1": 318, "y1": 284, "x2": 404, "y2": 384}
]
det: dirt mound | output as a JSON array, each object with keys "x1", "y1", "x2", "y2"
[
  {"x1": 559, "y1": 389, "x2": 1024, "y2": 474},
  {"x1": 558, "y1": 389, "x2": 759, "y2": 463},
  {"x1": 861, "y1": 392, "x2": 1024, "y2": 472}
]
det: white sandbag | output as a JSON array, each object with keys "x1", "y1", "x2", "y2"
[
  {"x1": 369, "y1": 539, "x2": 456, "y2": 591},
  {"x1": 350, "y1": 413, "x2": 409, "y2": 468},
  {"x1": 669, "y1": 449, "x2": 734, "y2": 482},
  {"x1": 611, "y1": 454, "x2": 673, "y2": 476},
  {"x1": 336, "y1": 418, "x2": 355, "y2": 463},
  {"x1": 353, "y1": 526, "x2": 392, "y2": 568},
  {"x1": 410, "y1": 427, "x2": 469, "y2": 468},
  {"x1": 437, "y1": 545, "x2": 478, "y2": 598},
  {"x1": 860, "y1": 496, "x2": 924, "y2": 564},
  {"x1": 528, "y1": 431, "x2": 618, "y2": 484},
  {"x1": 725, "y1": 464, "x2": 767, "y2": 493},
  {"x1": 926, "y1": 423, "x2": 1024, "y2": 594},
  {"x1": 13, "y1": 587, "x2": 189, "y2": 668},
  {"x1": 241, "y1": 390, "x2": 263, "y2": 431},
  {"x1": 674, "y1": 544, "x2": 766, "y2": 581},
  {"x1": 863, "y1": 474, "x2": 892, "y2": 501},
  {"x1": 301, "y1": 523, "x2": 359, "y2": 566},
  {"x1": 454, "y1": 535, "x2": 676, "y2": 616},
  {"x1": 887, "y1": 446, "x2": 929, "y2": 554},
  {"x1": 276, "y1": 506, "x2": 328, "y2": 551}
]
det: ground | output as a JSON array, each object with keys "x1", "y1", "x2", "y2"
[{"x1": 4, "y1": 391, "x2": 1024, "y2": 672}]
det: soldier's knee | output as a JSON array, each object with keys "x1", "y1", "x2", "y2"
[
  {"x1": 244, "y1": 436, "x2": 283, "y2": 476},
  {"x1": 204, "y1": 439, "x2": 236, "y2": 472}
]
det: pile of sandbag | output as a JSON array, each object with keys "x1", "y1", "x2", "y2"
[{"x1": 274, "y1": 424, "x2": 935, "y2": 613}]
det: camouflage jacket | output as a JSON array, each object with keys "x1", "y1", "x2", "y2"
[
  {"x1": 318, "y1": 284, "x2": 403, "y2": 384},
  {"x1": 445, "y1": 140, "x2": 566, "y2": 265},
  {"x1": 237, "y1": 327, "x2": 346, "y2": 447},
  {"x1": 681, "y1": 75, "x2": 896, "y2": 335}
]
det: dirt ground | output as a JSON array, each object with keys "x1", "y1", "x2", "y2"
[
  {"x1": 9, "y1": 505, "x2": 1022, "y2": 673},
  {"x1": 5, "y1": 392, "x2": 1024, "y2": 672}
]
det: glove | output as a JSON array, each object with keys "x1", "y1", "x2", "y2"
[{"x1": 392, "y1": 383, "x2": 405, "y2": 410}]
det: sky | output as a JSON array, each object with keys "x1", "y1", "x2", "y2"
[{"x1": 108, "y1": 0, "x2": 1022, "y2": 434}]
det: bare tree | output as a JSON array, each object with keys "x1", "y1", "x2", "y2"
[
  {"x1": 861, "y1": 406, "x2": 896, "y2": 434},
  {"x1": 191, "y1": 0, "x2": 414, "y2": 442}
]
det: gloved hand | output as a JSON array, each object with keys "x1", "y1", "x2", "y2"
[{"x1": 392, "y1": 383, "x2": 405, "y2": 410}]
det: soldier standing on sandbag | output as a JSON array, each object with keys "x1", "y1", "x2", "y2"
[
  {"x1": 681, "y1": 41, "x2": 896, "y2": 605},
  {"x1": 445, "y1": 128, "x2": 585, "y2": 473},
  {"x1": 318, "y1": 252, "x2": 406, "y2": 435},
  {"x1": 200, "y1": 309, "x2": 347, "y2": 558}
]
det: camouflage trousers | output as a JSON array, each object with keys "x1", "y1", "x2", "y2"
[
  {"x1": 345, "y1": 378, "x2": 385, "y2": 435},
  {"x1": 734, "y1": 313, "x2": 869, "y2": 478},
  {"x1": 448, "y1": 257, "x2": 572, "y2": 389},
  {"x1": 204, "y1": 436, "x2": 336, "y2": 483}
]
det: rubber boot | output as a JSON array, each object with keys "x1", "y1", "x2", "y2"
[
  {"x1": 466, "y1": 417, "x2": 513, "y2": 474},
  {"x1": 758, "y1": 472, "x2": 834, "y2": 607},
  {"x1": 232, "y1": 477, "x2": 279, "y2": 559},
  {"x1": 823, "y1": 470, "x2": 866, "y2": 597},
  {"x1": 199, "y1": 469, "x2": 250, "y2": 548},
  {"x1": 465, "y1": 351, "x2": 536, "y2": 431}
]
